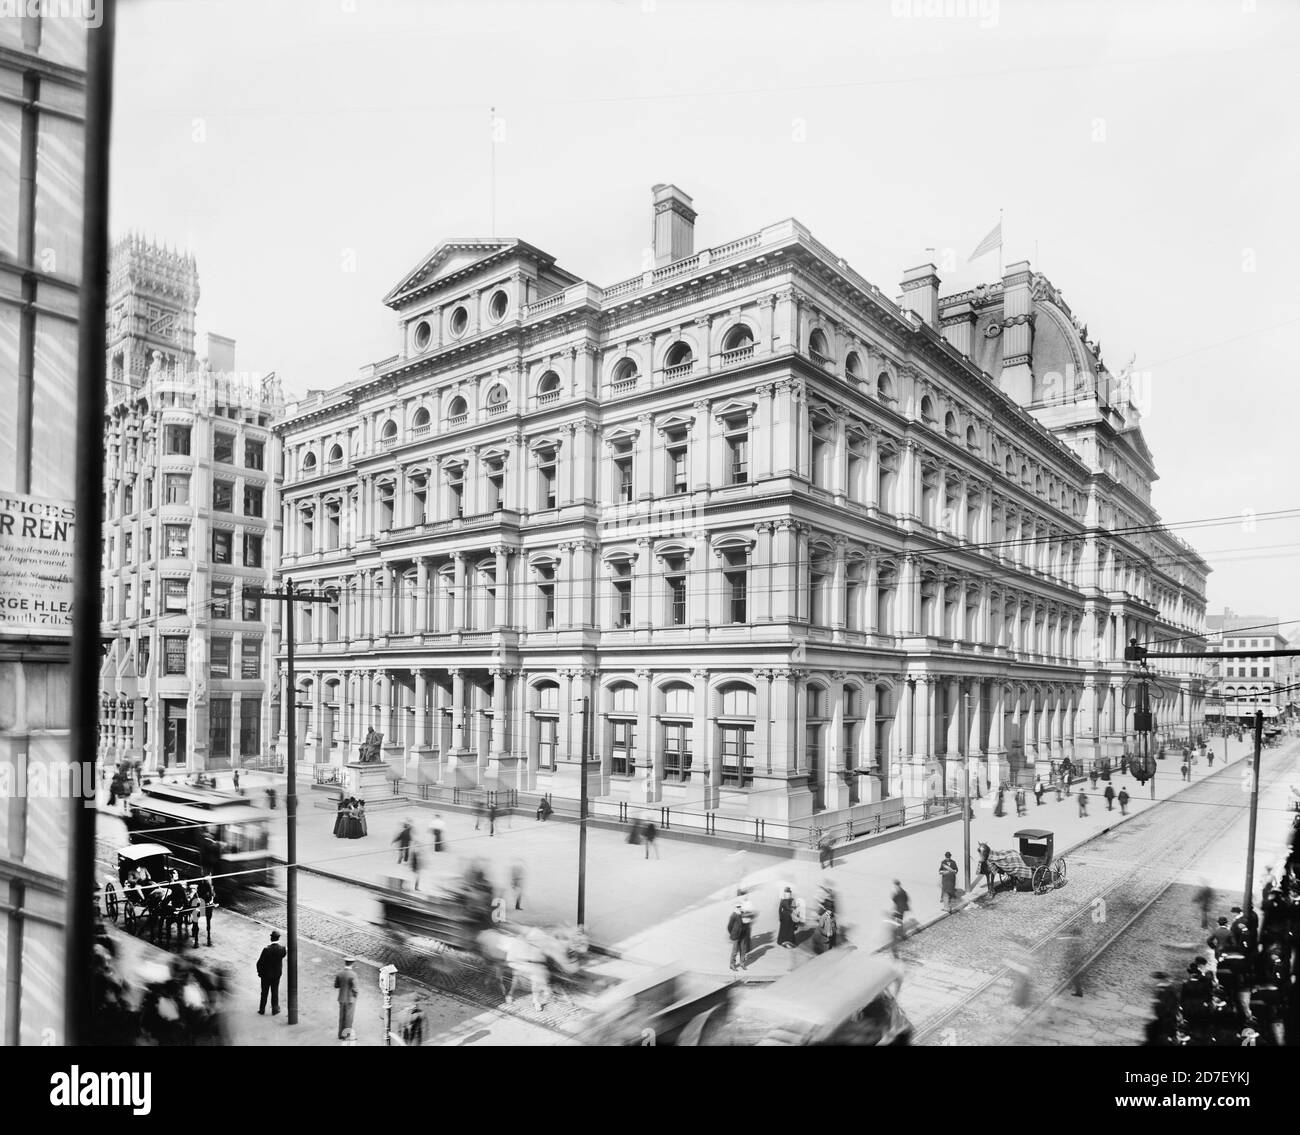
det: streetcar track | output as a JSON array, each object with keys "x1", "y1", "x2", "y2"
[{"x1": 913, "y1": 753, "x2": 1295, "y2": 1046}]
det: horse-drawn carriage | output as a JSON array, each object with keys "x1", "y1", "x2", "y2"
[
  {"x1": 97, "y1": 844, "x2": 204, "y2": 946},
  {"x1": 978, "y1": 829, "x2": 1067, "y2": 896}
]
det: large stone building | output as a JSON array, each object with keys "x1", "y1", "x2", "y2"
[
  {"x1": 1204, "y1": 610, "x2": 1288, "y2": 726},
  {"x1": 0, "y1": 10, "x2": 86, "y2": 1046},
  {"x1": 275, "y1": 186, "x2": 1208, "y2": 835},
  {"x1": 98, "y1": 236, "x2": 284, "y2": 773}
]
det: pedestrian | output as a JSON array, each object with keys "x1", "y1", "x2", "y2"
[
  {"x1": 1207, "y1": 916, "x2": 1233, "y2": 958},
  {"x1": 727, "y1": 896, "x2": 751, "y2": 972},
  {"x1": 818, "y1": 833, "x2": 835, "y2": 869},
  {"x1": 1103, "y1": 783, "x2": 1115, "y2": 812},
  {"x1": 393, "y1": 819, "x2": 413, "y2": 864},
  {"x1": 994, "y1": 786, "x2": 1006, "y2": 817},
  {"x1": 256, "y1": 930, "x2": 286, "y2": 1016},
  {"x1": 197, "y1": 874, "x2": 216, "y2": 946},
  {"x1": 1055, "y1": 780, "x2": 1064, "y2": 803},
  {"x1": 777, "y1": 887, "x2": 800, "y2": 969},
  {"x1": 1034, "y1": 778, "x2": 1045, "y2": 807},
  {"x1": 333, "y1": 795, "x2": 348, "y2": 839},
  {"x1": 812, "y1": 898, "x2": 838, "y2": 954},
  {"x1": 891, "y1": 880, "x2": 911, "y2": 921},
  {"x1": 232, "y1": 769, "x2": 240, "y2": 791},
  {"x1": 335, "y1": 958, "x2": 359, "y2": 1041},
  {"x1": 511, "y1": 860, "x2": 525, "y2": 909},
  {"x1": 1089, "y1": 767, "x2": 1099, "y2": 790},
  {"x1": 473, "y1": 796, "x2": 485, "y2": 831},
  {"x1": 1180, "y1": 761, "x2": 1190, "y2": 782},
  {"x1": 939, "y1": 851, "x2": 959, "y2": 913},
  {"x1": 1207, "y1": 750, "x2": 1214, "y2": 768},
  {"x1": 1015, "y1": 787, "x2": 1027, "y2": 817},
  {"x1": 884, "y1": 910, "x2": 906, "y2": 959},
  {"x1": 627, "y1": 819, "x2": 643, "y2": 848},
  {"x1": 355, "y1": 798, "x2": 368, "y2": 837},
  {"x1": 1077, "y1": 789, "x2": 1088, "y2": 818},
  {"x1": 429, "y1": 814, "x2": 445, "y2": 852},
  {"x1": 265, "y1": 786, "x2": 277, "y2": 810},
  {"x1": 1117, "y1": 786, "x2": 1129, "y2": 816},
  {"x1": 487, "y1": 800, "x2": 497, "y2": 837},
  {"x1": 1193, "y1": 880, "x2": 1215, "y2": 929},
  {"x1": 536, "y1": 797, "x2": 553, "y2": 821},
  {"x1": 409, "y1": 843, "x2": 422, "y2": 891},
  {"x1": 643, "y1": 820, "x2": 659, "y2": 860},
  {"x1": 1058, "y1": 925, "x2": 1085, "y2": 997},
  {"x1": 403, "y1": 998, "x2": 425, "y2": 1047}
]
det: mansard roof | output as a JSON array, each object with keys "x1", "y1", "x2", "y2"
[{"x1": 382, "y1": 238, "x2": 577, "y2": 310}]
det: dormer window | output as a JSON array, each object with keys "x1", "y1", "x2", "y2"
[
  {"x1": 664, "y1": 341, "x2": 694, "y2": 379},
  {"x1": 610, "y1": 358, "x2": 638, "y2": 391},
  {"x1": 537, "y1": 370, "x2": 561, "y2": 404},
  {"x1": 721, "y1": 325, "x2": 755, "y2": 362},
  {"x1": 807, "y1": 329, "x2": 830, "y2": 366}
]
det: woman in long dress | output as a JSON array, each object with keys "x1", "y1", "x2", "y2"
[
  {"x1": 355, "y1": 798, "x2": 368, "y2": 838},
  {"x1": 333, "y1": 797, "x2": 348, "y2": 839},
  {"x1": 777, "y1": 887, "x2": 800, "y2": 969}
]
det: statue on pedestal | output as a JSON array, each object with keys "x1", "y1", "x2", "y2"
[{"x1": 358, "y1": 728, "x2": 384, "y2": 763}]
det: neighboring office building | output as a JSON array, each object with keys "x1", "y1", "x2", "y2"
[
  {"x1": 1204, "y1": 610, "x2": 1287, "y2": 726},
  {"x1": 97, "y1": 236, "x2": 284, "y2": 773},
  {"x1": 274, "y1": 185, "x2": 1208, "y2": 835},
  {"x1": 0, "y1": 12, "x2": 86, "y2": 1046}
]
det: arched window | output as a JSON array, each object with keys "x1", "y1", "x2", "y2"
[
  {"x1": 301, "y1": 451, "x2": 317, "y2": 472},
  {"x1": 1035, "y1": 474, "x2": 1044, "y2": 495},
  {"x1": 532, "y1": 680, "x2": 560, "y2": 769},
  {"x1": 607, "y1": 682, "x2": 639, "y2": 775},
  {"x1": 537, "y1": 370, "x2": 561, "y2": 401},
  {"x1": 327, "y1": 444, "x2": 343, "y2": 466},
  {"x1": 1005, "y1": 454, "x2": 1015, "y2": 478},
  {"x1": 446, "y1": 396, "x2": 468, "y2": 424},
  {"x1": 845, "y1": 351, "x2": 864, "y2": 383},
  {"x1": 664, "y1": 341, "x2": 694, "y2": 374},
  {"x1": 944, "y1": 411, "x2": 958, "y2": 436},
  {"x1": 1020, "y1": 463, "x2": 1030, "y2": 485},
  {"x1": 920, "y1": 395, "x2": 935, "y2": 424},
  {"x1": 966, "y1": 426, "x2": 979, "y2": 450},
  {"x1": 659, "y1": 682, "x2": 694, "y2": 782},
  {"x1": 808, "y1": 328, "x2": 830, "y2": 364},
  {"x1": 380, "y1": 419, "x2": 398, "y2": 442},
  {"x1": 715, "y1": 682, "x2": 757, "y2": 787},
  {"x1": 877, "y1": 372, "x2": 895, "y2": 400},
  {"x1": 412, "y1": 407, "x2": 431, "y2": 431},
  {"x1": 722, "y1": 324, "x2": 755, "y2": 356},
  {"x1": 485, "y1": 385, "x2": 509, "y2": 416},
  {"x1": 609, "y1": 359, "x2": 638, "y2": 388}
]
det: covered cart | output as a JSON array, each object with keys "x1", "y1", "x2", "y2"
[{"x1": 978, "y1": 829, "x2": 1067, "y2": 895}]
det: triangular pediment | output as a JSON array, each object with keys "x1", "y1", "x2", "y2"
[{"x1": 384, "y1": 239, "x2": 516, "y2": 308}]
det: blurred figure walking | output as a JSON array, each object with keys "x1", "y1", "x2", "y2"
[
  {"x1": 643, "y1": 820, "x2": 659, "y2": 859},
  {"x1": 511, "y1": 860, "x2": 526, "y2": 909}
]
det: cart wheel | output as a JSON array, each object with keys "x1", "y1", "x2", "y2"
[
  {"x1": 105, "y1": 882, "x2": 119, "y2": 923},
  {"x1": 1054, "y1": 860, "x2": 1067, "y2": 888},
  {"x1": 1032, "y1": 865, "x2": 1052, "y2": 895}
]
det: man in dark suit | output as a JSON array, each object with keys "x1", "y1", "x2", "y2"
[
  {"x1": 335, "y1": 958, "x2": 359, "y2": 1040},
  {"x1": 256, "y1": 930, "x2": 287, "y2": 1015}
]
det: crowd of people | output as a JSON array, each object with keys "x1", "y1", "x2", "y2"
[
  {"x1": 1145, "y1": 794, "x2": 1300, "y2": 1045},
  {"x1": 727, "y1": 881, "x2": 841, "y2": 972},
  {"x1": 332, "y1": 796, "x2": 368, "y2": 839}
]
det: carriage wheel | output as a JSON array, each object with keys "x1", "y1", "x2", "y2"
[
  {"x1": 1032, "y1": 865, "x2": 1052, "y2": 895},
  {"x1": 105, "y1": 883, "x2": 119, "y2": 923},
  {"x1": 1053, "y1": 860, "x2": 1068, "y2": 888}
]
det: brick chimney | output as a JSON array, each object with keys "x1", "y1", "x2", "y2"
[
  {"x1": 899, "y1": 263, "x2": 940, "y2": 328},
  {"x1": 651, "y1": 184, "x2": 696, "y2": 267}
]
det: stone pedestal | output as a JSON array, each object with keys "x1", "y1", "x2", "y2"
[
  {"x1": 444, "y1": 748, "x2": 480, "y2": 789},
  {"x1": 343, "y1": 761, "x2": 392, "y2": 802},
  {"x1": 549, "y1": 758, "x2": 600, "y2": 801}
]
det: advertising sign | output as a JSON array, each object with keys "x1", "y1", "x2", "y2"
[{"x1": 0, "y1": 493, "x2": 76, "y2": 637}]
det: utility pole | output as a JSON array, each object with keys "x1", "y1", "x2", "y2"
[
  {"x1": 577, "y1": 695, "x2": 590, "y2": 928},
  {"x1": 248, "y1": 579, "x2": 333, "y2": 1026},
  {"x1": 962, "y1": 692, "x2": 971, "y2": 894},
  {"x1": 1243, "y1": 709, "x2": 1264, "y2": 920}
]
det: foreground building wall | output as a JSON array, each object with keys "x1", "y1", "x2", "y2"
[
  {"x1": 0, "y1": 12, "x2": 86, "y2": 1045},
  {"x1": 275, "y1": 188, "x2": 1209, "y2": 834}
]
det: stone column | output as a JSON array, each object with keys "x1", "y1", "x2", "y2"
[
  {"x1": 753, "y1": 385, "x2": 774, "y2": 481},
  {"x1": 772, "y1": 520, "x2": 797, "y2": 622},
  {"x1": 451, "y1": 668, "x2": 467, "y2": 753},
  {"x1": 633, "y1": 537, "x2": 653, "y2": 630},
  {"x1": 753, "y1": 669, "x2": 772, "y2": 777},
  {"x1": 833, "y1": 412, "x2": 848, "y2": 503},
  {"x1": 827, "y1": 670, "x2": 847, "y2": 809},
  {"x1": 452, "y1": 553, "x2": 467, "y2": 631},
  {"x1": 493, "y1": 545, "x2": 511, "y2": 627},
  {"x1": 414, "y1": 669, "x2": 429, "y2": 748},
  {"x1": 490, "y1": 668, "x2": 508, "y2": 755},
  {"x1": 693, "y1": 668, "x2": 713, "y2": 809},
  {"x1": 415, "y1": 558, "x2": 429, "y2": 634},
  {"x1": 637, "y1": 667, "x2": 657, "y2": 802},
  {"x1": 830, "y1": 535, "x2": 848, "y2": 637},
  {"x1": 692, "y1": 398, "x2": 712, "y2": 493}
]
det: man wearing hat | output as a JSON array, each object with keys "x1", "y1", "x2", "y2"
[
  {"x1": 256, "y1": 930, "x2": 286, "y2": 1015},
  {"x1": 335, "y1": 957, "x2": 360, "y2": 1040}
]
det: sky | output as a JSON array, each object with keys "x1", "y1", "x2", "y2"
[{"x1": 108, "y1": 0, "x2": 1300, "y2": 622}]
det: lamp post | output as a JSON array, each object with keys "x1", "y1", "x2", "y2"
[
  {"x1": 962, "y1": 691, "x2": 972, "y2": 894},
  {"x1": 576, "y1": 695, "x2": 590, "y2": 928}
]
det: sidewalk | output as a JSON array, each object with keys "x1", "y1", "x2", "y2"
[{"x1": 269, "y1": 738, "x2": 1256, "y2": 972}]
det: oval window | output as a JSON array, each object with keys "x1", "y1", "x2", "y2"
[
  {"x1": 413, "y1": 320, "x2": 432, "y2": 351},
  {"x1": 489, "y1": 290, "x2": 509, "y2": 322},
  {"x1": 449, "y1": 306, "x2": 469, "y2": 337}
]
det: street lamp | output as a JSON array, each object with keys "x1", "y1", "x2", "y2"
[
  {"x1": 962, "y1": 692, "x2": 972, "y2": 895},
  {"x1": 576, "y1": 696, "x2": 590, "y2": 928}
]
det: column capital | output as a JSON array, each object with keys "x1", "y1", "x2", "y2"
[
  {"x1": 691, "y1": 668, "x2": 709, "y2": 680},
  {"x1": 634, "y1": 668, "x2": 653, "y2": 681}
]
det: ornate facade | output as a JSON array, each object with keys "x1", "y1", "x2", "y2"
[
  {"x1": 275, "y1": 186, "x2": 1208, "y2": 833},
  {"x1": 98, "y1": 236, "x2": 284, "y2": 772}
]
